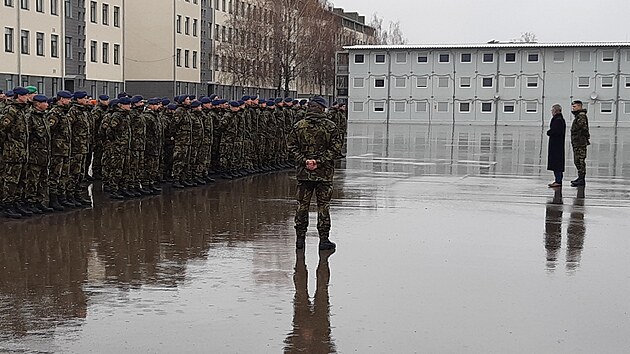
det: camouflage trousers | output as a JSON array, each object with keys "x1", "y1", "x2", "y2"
[
  {"x1": 144, "y1": 154, "x2": 161, "y2": 185},
  {"x1": 220, "y1": 139, "x2": 234, "y2": 171},
  {"x1": 162, "y1": 143, "x2": 175, "y2": 180},
  {"x1": 92, "y1": 142, "x2": 103, "y2": 176},
  {"x1": 243, "y1": 139, "x2": 254, "y2": 169},
  {"x1": 84, "y1": 145, "x2": 93, "y2": 177},
  {"x1": 187, "y1": 145, "x2": 200, "y2": 179},
  {"x1": 196, "y1": 141, "x2": 212, "y2": 178},
  {"x1": 232, "y1": 140, "x2": 244, "y2": 170},
  {"x1": 572, "y1": 146, "x2": 588, "y2": 177},
  {"x1": 210, "y1": 135, "x2": 221, "y2": 172},
  {"x1": 129, "y1": 150, "x2": 145, "y2": 187},
  {"x1": 49, "y1": 156, "x2": 70, "y2": 196},
  {"x1": 1, "y1": 162, "x2": 24, "y2": 203},
  {"x1": 68, "y1": 153, "x2": 87, "y2": 195},
  {"x1": 172, "y1": 144, "x2": 191, "y2": 182},
  {"x1": 24, "y1": 163, "x2": 49, "y2": 203},
  {"x1": 294, "y1": 180, "x2": 334, "y2": 238},
  {"x1": 105, "y1": 148, "x2": 128, "y2": 192}
]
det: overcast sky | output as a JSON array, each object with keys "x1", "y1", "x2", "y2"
[{"x1": 331, "y1": 0, "x2": 630, "y2": 44}]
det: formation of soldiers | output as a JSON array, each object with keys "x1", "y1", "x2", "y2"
[{"x1": 0, "y1": 87, "x2": 348, "y2": 219}]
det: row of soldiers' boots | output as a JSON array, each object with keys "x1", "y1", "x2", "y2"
[
  {"x1": 217, "y1": 161, "x2": 293, "y2": 180},
  {"x1": 107, "y1": 184, "x2": 163, "y2": 200},
  {"x1": 172, "y1": 176, "x2": 215, "y2": 189},
  {"x1": 1, "y1": 194, "x2": 91, "y2": 219}
]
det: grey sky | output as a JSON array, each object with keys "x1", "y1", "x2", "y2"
[{"x1": 332, "y1": 0, "x2": 630, "y2": 43}]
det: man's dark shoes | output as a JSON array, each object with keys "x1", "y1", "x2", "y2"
[
  {"x1": 172, "y1": 181, "x2": 185, "y2": 189},
  {"x1": 108, "y1": 191, "x2": 125, "y2": 200},
  {"x1": 296, "y1": 236, "x2": 306, "y2": 250},
  {"x1": 319, "y1": 238, "x2": 336, "y2": 251},
  {"x1": 548, "y1": 182, "x2": 562, "y2": 188}
]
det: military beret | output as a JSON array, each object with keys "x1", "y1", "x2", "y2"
[
  {"x1": 310, "y1": 96, "x2": 328, "y2": 108},
  {"x1": 266, "y1": 100, "x2": 275, "y2": 106},
  {"x1": 57, "y1": 90, "x2": 72, "y2": 98},
  {"x1": 99, "y1": 94, "x2": 110, "y2": 101},
  {"x1": 130, "y1": 95, "x2": 144, "y2": 104},
  {"x1": 73, "y1": 91, "x2": 88, "y2": 99},
  {"x1": 241, "y1": 95, "x2": 250, "y2": 101},
  {"x1": 177, "y1": 95, "x2": 190, "y2": 104},
  {"x1": 191, "y1": 100, "x2": 202, "y2": 108},
  {"x1": 299, "y1": 99, "x2": 307, "y2": 105},
  {"x1": 284, "y1": 97, "x2": 293, "y2": 102},
  {"x1": 219, "y1": 99, "x2": 228, "y2": 105},
  {"x1": 332, "y1": 101, "x2": 338, "y2": 106},
  {"x1": 209, "y1": 94, "x2": 217, "y2": 100},
  {"x1": 47, "y1": 98, "x2": 56, "y2": 105},
  {"x1": 293, "y1": 100, "x2": 299, "y2": 104},
  {"x1": 33, "y1": 95, "x2": 48, "y2": 102},
  {"x1": 238, "y1": 100, "x2": 245, "y2": 106},
  {"x1": 118, "y1": 97, "x2": 132, "y2": 105},
  {"x1": 229, "y1": 101, "x2": 240, "y2": 107},
  {"x1": 117, "y1": 92, "x2": 129, "y2": 98},
  {"x1": 147, "y1": 98, "x2": 160, "y2": 105},
  {"x1": 108, "y1": 99, "x2": 119, "y2": 107},
  {"x1": 26, "y1": 86, "x2": 38, "y2": 94},
  {"x1": 6, "y1": 90, "x2": 14, "y2": 96},
  {"x1": 200, "y1": 97, "x2": 212, "y2": 104},
  {"x1": 167, "y1": 103, "x2": 178, "y2": 110},
  {"x1": 161, "y1": 98, "x2": 170, "y2": 105},
  {"x1": 274, "y1": 98, "x2": 282, "y2": 103},
  {"x1": 211, "y1": 100, "x2": 221, "y2": 105},
  {"x1": 189, "y1": 95, "x2": 196, "y2": 100},
  {"x1": 13, "y1": 87, "x2": 29, "y2": 96}
]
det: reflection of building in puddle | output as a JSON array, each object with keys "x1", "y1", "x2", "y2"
[{"x1": 544, "y1": 187, "x2": 586, "y2": 273}]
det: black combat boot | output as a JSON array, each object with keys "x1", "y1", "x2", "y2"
[
  {"x1": 296, "y1": 234, "x2": 306, "y2": 250},
  {"x1": 1, "y1": 204, "x2": 22, "y2": 219},
  {"x1": 65, "y1": 195, "x2": 81, "y2": 207},
  {"x1": 571, "y1": 175, "x2": 586, "y2": 187},
  {"x1": 74, "y1": 194, "x2": 92, "y2": 206},
  {"x1": 194, "y1": 177, "x2": 207, "y2": 185},
  {"x1": 49, "y1": 195, "x2": 65, "y2": 212},
  {"x1": 319, "y1": 237, "x2": 336, "y2": 251},
  {"x1": 38, "y1": 202, "x2": 54, "y2": 213},
  {"x1": 204, "y1": 176, "x2": 215, "y2": 183},
  {"x1": 139, "y1": 186, "x2": 153, "y2": 195},
  {"x1": 221, "y1": 172, "x2": 233, "y2": 180},
  {"x1": 172, "y1": 181, "x2": 185, "y2": 189},
  {"x1": 108, "y1": 191, "x2": 125, "y2": 200},
  {"x1": 151, "y1": 184, "x2": 162, "y2": 193},
  {"x1": 14, "y1": 203, "x2": 34, "y2": 217},
  {"x1": 28, "y1": 202, "x2": 44, "y2": 215}
]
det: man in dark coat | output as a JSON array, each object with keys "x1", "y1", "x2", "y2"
[{"x1": 546, "y1": 104, "x2": 566, "y2": 188}]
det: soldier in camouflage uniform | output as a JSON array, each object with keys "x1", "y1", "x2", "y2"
[
  {"x1": 128, "y1": 95, "x2": 150, "y2": 195},
  {"x1": 199, "y1": 97, "x2": 215, "y2": 182},
  {"x1": 570, "y1": 100, "x2": 590, "y2": 187},
  {"x1": 287, "y1": 96, "x2": 342, "y2": 251},
  {"x1": 100, "y1": 99, "x2": 118, "y2": 192},
  {"x1": 0, "y1": 87, "x2": 30, "y2": 218},
  {"x1": 189, "y1": 100, "x2": 206, "y2": 185},
  {"x1": 171, "y1": 96, "x2": 193, "y2": 188},
  {"x1": 90, "y1": 95, "x2": 109, "y2": 180},
  {"x1": 161, "y1": 103, "x2": 177, "y2": 181},
  {"x1": 0, "y1": 89, "x2": 7, "y2": 111},
  {"x1": 47, "y1": 90, "x2": 74, "y2": 209},
  {"x1": 142, "y1": 98, "x2": 164, "y2": 193},
  {"x1": 104, "y1": 97, "x2": 132, "y2": 199},
  {"x1": 218, "y1": 101, "x2": 239, "y2": 179},
  {"x1": 275, "y1": 99, "x2": 288, "y2": 167},
  {"x1": 24, "y1": 95, "x2": 54, "y2": 213},
  {"x1": 67, "y1": 91, "x2": 93, "y2": 206}
]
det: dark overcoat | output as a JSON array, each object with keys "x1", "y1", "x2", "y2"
[{"x1": 546, "y1": 113, "x2": 566, "y2": 171}]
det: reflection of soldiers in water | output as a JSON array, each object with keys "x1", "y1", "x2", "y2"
[
  {"x1": 284, "y1": 251, "x2": 336, "y2": 354},
  {"x1": 544, "y1": 187, "x2": 586, "y2": 272}
]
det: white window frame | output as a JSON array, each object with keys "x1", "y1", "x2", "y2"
[
  {"x1": 602, "y1": 50, "x2": 615, "y2": 62},
  {"x1": 436, "y1": 102, "x2": 449, "y2": 112},
  {"x1": 505, "y1": 52, "x2": 516, "y2": 63},
  {"x1": 459, "y1": 102, "x2": 471, "y2": 113},
  {"x1": 482, "y1": 52, "x2": 494, "y2": 63},
  {"x1": 504, "y1": 76, "x2": 516, "y2": 88},
  {"x1": 526, "y1": 76, "x2": 538, "y2": 88},
  {"x1": 480, "y1": 102, "x2": 493, "y2": 113},
  {"x1": 395, "y1": 52, "x2": 407, "y2": 64},
  {"x1": 352, "y1": 101, "x2": 364, "y2": 112},
  {"x1": 415, "y1": 101, "x2": 428, "y2": 112},
  {"x1": 481, "y1": 77, "x2": 493, "y2": 88},
  {"x1": 578, "y1": 76, "x2": 590, "y2": 88},
  {"x1": 374, "y1": 53, "x2": 386, "y2": 64},
  {"x1": 394, "y1": 101, "x2": 406, "y2": 113},
  {"x1": 352, "y1": 77, "x2": 364, "y2": 88},
  {"x1": 438, "y1": 76, "x2": 449, "y2": 88},
  {"x1": 578, "y1": 50, "x2": 591, "y2": 62},
  {"x1": 374, "y1": 77, "x2": 385, "y2": 88},
  {"x1": 624, "y1": 102, "x2": 630, "y2": 114},
  {"x1": 525, "y1": 102, "x2": 538, "y2": 113},
  {"x1": 527, "y1": 52, "x2": 539, "y2": 63},
  {"x1": 394, "y1": 77, "x2": 406, "y2": 88},
  {"x1": 438, "y1": 53, "x2": 450, "y2": 63},
  {"x1": 503, "y1": 101, "x2": 515, "y2": 113},
  {"x1": 373, "y1": 101, "x2": 385, "y2": 112},
  {"x1": 459, "y1": 77, "x2": 471, "y2": 88},
  {"x1": 460, "y1": 53, "x2": 472, "y2": 63},
  {"x1": 417, "y1": 53, "x2": 428, "y2": 63},
  {"x1": 600, "y1": 102, "x2": 613, "y2": 114},
  {"x1": 353, "y1": 53, "x2": 365, "y2": 64},
  {"x1": 416, "y1": 76, "x2": 428, "y2": 88},
  {"x1": 553, "y1": 50, "x2": 565, "y2": 62},
  {"x1": 601, "y1": 76, "x2": 614, "y2": 88}
]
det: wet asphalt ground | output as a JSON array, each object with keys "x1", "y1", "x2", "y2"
[{"x1": 1, "y1": 123, "x2": 630, "y2": 353}]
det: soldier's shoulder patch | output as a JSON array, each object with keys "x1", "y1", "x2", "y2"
[
  {"x1": 2, "y1": 117, "x2": 12, "y2": 126},
  {"x1": 49, "y1": 117, "x2": 57, "y2": 125}
]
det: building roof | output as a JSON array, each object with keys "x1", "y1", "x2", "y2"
[{"x1": 344, "y1": 42, "x2": 630, "y2": 50}]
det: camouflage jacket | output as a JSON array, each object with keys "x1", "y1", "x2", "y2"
[
  {"x1": 190, "y1": 110, "x2": 205, "y2": 147},
  {"x1": 106, "y1": 107, "x2": 131, "y2": 149},
  {"x1": 0, "y1": 101, "x2": 30, "y2": 163},
  {"x1": 171, "y1": 106, "x2": 193, "y2": 146},
  {"x1": 218, "y1": 111, "x2": 237, "y2": 140},
  {"x1": 129, "y1": 107, "x2": 147, "y2": 151},
  {"x1": 27, "y1": 107, "x2": 51, "y2": 166},
  {"x1": 200, "y1": 110, "x2": 214, "y2": 145},
  {"x1": 68, "y1": 103, "x2": 92, "y2": 154},
  {"x1": 570, "y1": 110, "x2": 590, "y2": 147},
  {"x1": 160, "y1": 110, "x2": 175, "y2": 146},
  {"x1": 287, "y1": 112, "x2": 342, "y2": 182},
  {"x1": 274, "y1": 107, "x2": 286, "y2": 137},
  {"x1": 47, "y1": 104, "x2": 72, "y2": 157},
  {"x1": 92, "y1": 104, "x2": 108, "y2": 144},
  {"x1": 142, "y1": 108, "x2": 163, "y2": 156}
]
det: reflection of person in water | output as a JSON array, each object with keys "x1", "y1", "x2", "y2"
[
  {"x1": 284, "y1": 251, "x2": 336, "y2": 354},
  {"x1": 544, "y1": 188, "x2": 563, "y2": 271},
  {"x1": 566, "y1": 187, "x2": 586, "y2": 272}
]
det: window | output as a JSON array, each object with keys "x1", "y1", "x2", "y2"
[
  {"x1": 353, "y1": 77, "x2": 364, "y2": 88},
  {"x1": 439, "y1": 53, "x2": 450, "y2": 63},
  {"x1": 395, "y1": 52, "x2": 406, "y2": 63},
  {"x1": 64, "y1": 36, "x2": 71, "y2": 58},
  {"x1": 36, "y1": 0, "x2": 43, "y2": 12},
  {"x1": 395, "y1": 77, "x2": 406, "y2": 88},
  {"x1": 176, "y1": 15, "x2": 182, "y2": 33},
  {"x1": 525, "y1": 102, "x2": 538, "y2": 113},
  {"x1": 553, "y1": 50, "x2": 565, "y2": 62},
  {"x1": 113, "y1": 6, "x2": 120, "y2": 27},
  {"x1": 394, "y1": 102, "x2": 406, "y2": 112},
  {"x1": 460, "y1": 77, "x2": 471, "y2": 88},
  {"x1": 482, "y1": 77, "x2": 493, "y2": 88},
  {"x1": 481, "y1": 102, "x2": 492, "y2": 113},
  {"x1": 176, "y1": 48, "x2": 181, "y2": 66},
  {"x1": 50, "y1": 0, "x2": 58, "y2": 14},
  {"x1": 192, "y1": 51, "x2": 197, "y2": 68},
  {"x1": 578, "y1": 76, "x2": 590, "y2": 88},
  {"x1": 193, "y1": 19, "x2": 198, "y2": 36},
  {"x1": 602, "y1": 50, "x2": 614, "y2": 62},
  {"x1": 527, "y1": 76, "x2": 538, "y2": 88},
  {"x1": 354, "y1": 54, "x2": 365, "y2": 64},
  {"x1": 459, "y1": 102, "x2": 470, "y2": 113},
  {"x1": 4, "y1": 27, "x2": 14, "y2": 53},
  {"x1": 625, "y1": 102, "x2": 630, "y2": 114},
  {"x1": 5, "y1": 0, "x2": 14, "y2": 6},
  {"x1": 64, "y1": 0, "x2": 71, "y2": 17},
  {"x1": 504, "y1": 76, "x2": 516, "y2": 88},
  {"x1": 460, "y1": 53, "x2": 471, "y2": 63},
  {"x1": 625, "y1": 76, "x2": 630, "y2": 88},
  {"x1": 503, "y1": 102, "x2": 515, "y2": 113},
  {"x1": 111, "y1": 43, "x2": 119, "y2": 64},
  {"x1": 579, "y1": 51, "x2": 590, "y2": 62},
  {"x1": 102, "y1": 42, "x2": 108, "y2": 63},
  {"x1": 416, "y1": 76, "x2": 428, "y2": 88},
  {"x1": 90, "y1": 1, "x2": 96, "y2": 22},
  {"x1": 483, "y1": 53, "x2": 494, "y2": 63},
  {"x1": 375, "y1": 54, "x2": 385, "y2": 63},
  {"x1": 438, "y1": 77, "x2": 449, "y2": 88},
  {"x1": 353, "y1": 102, "x2": 364, "y2": 112},
  {"x1": 527, "y1": 53, "x2": 539, "y2": 62},
  {"x1": 185, "y1": 17, "x2": 190, "y2": 35},
  {"x1": 374, "y1": 78, "x2": 385, "y2": 88},
  {"x1": 417, "y1": 53, "x2": 428, "y2": 63},
  {"x1": 600, "y1": 102, "x2": 613, "y2": 113},
  {"x1": 36, "y1": 32, "x2": 44, "y2": 56},
  {"x1": 416, "y1": 102, "x2": 427, "y2": 112},
  {"x1": 90, "y1": 40, "x2": 97, "y2": 62},
  {"x1": 505, "y1": 53, "x2": 516, "y2": 62},
  {"x1": 20, "y1": 0, "x2": 27, "y2": 9},
  {"x1": 102, "y1": 3, "x2": 108, "y2": 25},
  {"x1": 20, "y1": 30, "x2": 29, "y2": 54},
  {"x1": 601, "y1": 76, "x2": 614, "y2": 88},
  {"x1": 437, "y1": 102, "x2": 449, "y2": 112},
  {"x1": 373, "y1": 101, "x2": 385, "y2": 112},
  {"x1": 50, "y1": 33, "x2": 58, "y2": 57},
  {"x1": 214, "y1": 24, "x2": 219, "y2": 41},
  {"x1": 184, "y1": 49, "x2": 190, "y2": 67}
]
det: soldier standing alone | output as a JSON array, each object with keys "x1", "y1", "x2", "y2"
[{"x1": 570, "y1": 100, "x2": 590, "y2": 187}]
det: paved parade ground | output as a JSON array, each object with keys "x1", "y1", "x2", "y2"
[{"x1": 2, "y1": 123, "x2": 630, "y2": 353}]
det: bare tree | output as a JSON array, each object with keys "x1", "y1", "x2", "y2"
[
  {"x1": 519, "y1": 32, "x2": 538, "y2": 43},
  {"x1": 369, "y1": 13, "x2": 408, "y2": 45}
]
